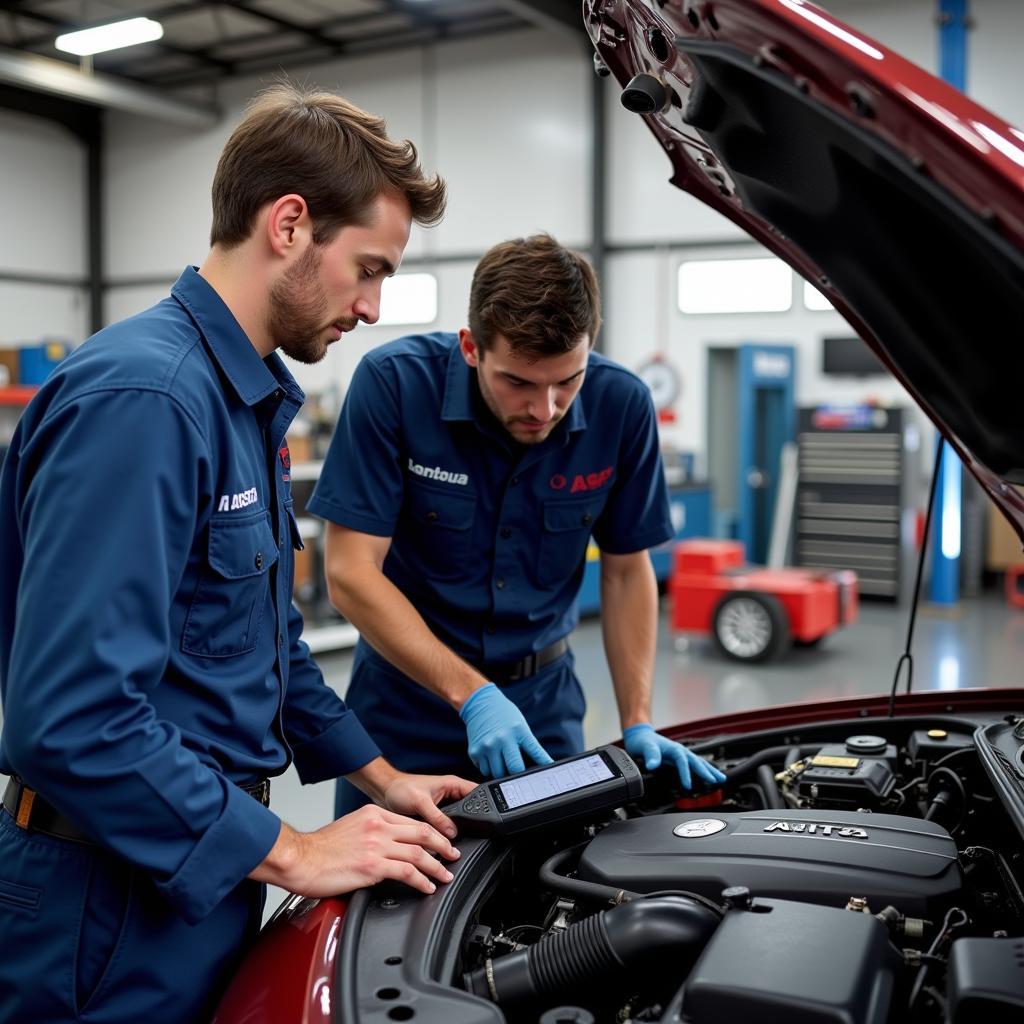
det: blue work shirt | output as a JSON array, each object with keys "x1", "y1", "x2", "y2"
[
  {"x1": 308, "y1": 332, "x2": 672, "y2": 663},
  {"x1": 0, "y1": 267, "x2": 379, "y2": 925}
]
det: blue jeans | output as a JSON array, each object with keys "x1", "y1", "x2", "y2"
[
  {"x1": 335, "y1": 640, "x2": 586, "y2": 817},
  {"x1": 0, "y1": 808, "x2": 264, "y2": 1023}
]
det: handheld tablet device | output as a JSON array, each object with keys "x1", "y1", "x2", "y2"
[{"x1": 444, "y1": 745, "x2": 644, "y2": 838}]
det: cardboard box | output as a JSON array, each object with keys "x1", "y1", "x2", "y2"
[
  {"x1": 286, "y1": 431, "x2": 314, "y2": 464},
  {"x1": 987, "y1": 489, "x2": 1024, "y2": 569},
  {"x1": 0, "y1": 348, "x2": 20, "y2": 387}
]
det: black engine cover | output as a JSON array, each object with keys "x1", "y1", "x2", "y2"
[{"x1": 577, "y1": 810, "x2": 961, "y2": 917}]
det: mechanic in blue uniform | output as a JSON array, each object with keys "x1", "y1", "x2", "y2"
[
  {"x1": 308, "y1": 234, "x2": 727, "y2": 818},
  {"x1": 0, "y1": 84, "x2": 476, "y2": 1024}
]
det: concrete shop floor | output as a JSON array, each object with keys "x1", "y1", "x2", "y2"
[{"x1": 1, "y1": 589, "x2": 1020, "y2": 922}]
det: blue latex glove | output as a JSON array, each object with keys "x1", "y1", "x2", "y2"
[
  {"x1": 623, "y1": 723, "x2": 728, "y2": 791},
  {"x1": 459, "y1": 683, "x2": 554, "y2": 778}
]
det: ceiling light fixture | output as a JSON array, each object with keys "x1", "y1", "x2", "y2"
[{"x1": 55, "y1": 17, "x2": 163, "y2": 57}]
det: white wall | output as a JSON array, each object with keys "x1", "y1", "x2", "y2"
[
  {"x1": 97, "y1": 29, "x2": 589, "y2": 395},
  {"x1": 0, "y1": 108, "x2": 88, "y2": 345},
  {"x1": 1, "y1": 0, "x2": 1022, "y2": 410}
]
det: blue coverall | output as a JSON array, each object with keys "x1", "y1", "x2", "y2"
[
  {"x1": 0, "y1": 268, "x2": 381, "y2": 1023},
  {"x1": 306, "y1": 332, "x2": 673, "y2": 818}
]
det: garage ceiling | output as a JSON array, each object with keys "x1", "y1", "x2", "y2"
[{"x1": 0, "y1": 0, "x2": 583, "y2": 92}]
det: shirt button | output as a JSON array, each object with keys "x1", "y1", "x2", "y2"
[
  {"x1": 511, "y1": 476, "x2": 519, "y2": 486},
  {"x1": 582, "y1": 514, "x2": 593, "y2": 526},
  {"x1": 255, "y1": 552, "x2": 264, "y2": 569},
  {"x1": 272, "y1": 389, "x2": 283, "y2": 401},
  {"x1": 500, "y1": 527, "x2": 512, "y2": 539},
  {"x1": 496, "y1": 579, "x2": 505, "y2": 589},
  {"x1": 426, "y1": 511, "x2": 439, "y2": 522},
  {"x1": 486, "y1": 625, "x2": 496, "y2": 635}
]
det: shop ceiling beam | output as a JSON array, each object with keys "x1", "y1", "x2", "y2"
[
  {"x1": 0, "y1": 46, "x2": 218, "y2": 125},
  {"x1": 215, "y1": 0, "x2": 345, "y2": 53},
  {"x1": 488, "y1": 0, "x2": 582, "y2": 40}
]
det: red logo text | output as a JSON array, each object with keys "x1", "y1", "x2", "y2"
[{"x1": 570, "y1": 466, "x2": 614, "y2": 493}]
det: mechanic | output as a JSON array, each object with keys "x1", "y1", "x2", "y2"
[
  {"x1": 0, "y1": 84, "x2": 477, "y2": 1024},
  {"x1": 308, "y1": 233, "x2": 727, "y2": 818}
]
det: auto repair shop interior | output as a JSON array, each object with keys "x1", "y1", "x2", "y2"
[{"x1": 2, "y1": 2, "x2": 1024, "y2": 1024}]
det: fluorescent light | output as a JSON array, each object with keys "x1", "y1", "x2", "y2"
[{"x1": 56, "y1": 18, "x2": 163, "y2": 57}]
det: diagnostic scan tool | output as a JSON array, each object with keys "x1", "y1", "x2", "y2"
[{"x1": 444, "y1": 746, "x2": 644, "y2": 838}]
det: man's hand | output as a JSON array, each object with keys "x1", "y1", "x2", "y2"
[
  {"x1": 381, "y1": 773, "x2": 477, "y2": 840},
  {"x1": 459, "y1": 682, "x2": 554, "y2": 778},
  {"x1": 623, "y1": 723, "x2": 727, "y2": 790},
  {"x1": 251, "y1": 805, "x2": 462, "y2": 897}
]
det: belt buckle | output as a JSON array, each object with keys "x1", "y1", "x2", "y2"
[
  {"x1": 244, "y1": 779, "x2": 271, "y2": 807},
  {"x1": 508, "y1": 652, "x2": 536, "y2": 684},
  {"x1": 16, "y1": 786, "x2": 36, "y2": 829}
]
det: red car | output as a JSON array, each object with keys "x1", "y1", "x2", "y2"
[
  {"x1": 215, "y1": 2, "x2": 1024, "y2": 1022},
  {"x1": 670, "y1": 539, "x2": 857, "y2": 661}
]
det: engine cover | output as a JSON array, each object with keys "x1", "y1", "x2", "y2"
[{"x1": 577, "y1": 810, "x2": 961, "y2": 918}]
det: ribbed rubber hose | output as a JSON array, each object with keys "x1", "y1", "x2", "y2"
[{"x1": 463, "y1": 896, "x2": 719, "y2": 1007}]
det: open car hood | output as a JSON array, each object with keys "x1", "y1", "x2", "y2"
[{"x1": 586, "y1": 0, "x2": 1024, "y2": 536}]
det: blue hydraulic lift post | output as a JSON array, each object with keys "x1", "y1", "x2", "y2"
[{"x1": 929, "y1": 0, "x2": 968, "y2": 605}]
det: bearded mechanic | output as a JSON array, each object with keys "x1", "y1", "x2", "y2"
[
  {"x1": 308, "y1": 234, "x2": 726, "y2": 817},
  {"x1": 0, "y1": 85, "x2": 476, "y2": 1024}
]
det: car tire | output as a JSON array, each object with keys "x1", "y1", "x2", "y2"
[{"x1": 711, "y1": 591, "x2": 791, "y2": 662}]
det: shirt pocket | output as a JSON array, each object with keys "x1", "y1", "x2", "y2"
[
  {"x1": 537, "y1": 495, "x2": 605, "y2": 588},
  {"x1": 182, "y1": 512, "x2": 279, "y2": 658},
  {"x1": 405, "y1": 481, "x2": 476, "y2": 582}
]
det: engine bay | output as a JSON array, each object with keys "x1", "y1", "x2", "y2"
[{"x1": 338, "y1": 711, "x2": 1024, "y2": 1024}]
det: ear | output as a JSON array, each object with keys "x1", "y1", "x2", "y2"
[
  {"x1": 458, "y1": 328, "x2": 481, "y2": 368},
  {"x1": 266, "y1": 194, "x2": 311, "y2": 258}
]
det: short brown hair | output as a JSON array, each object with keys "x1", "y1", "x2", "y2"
[
  {"x1": 210, "y1": 81, "x2": 446, "y2": 247},
  {"x1": 468, "y1": 234, "x2": 602, "y2": 358}
]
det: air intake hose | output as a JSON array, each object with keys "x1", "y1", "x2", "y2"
[{"x1": 463, "y1": 896, "x2": 719, "y2": 1007}]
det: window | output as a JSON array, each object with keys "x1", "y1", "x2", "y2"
[
  {"x1": 803, "y1": 279, "x2": 835, "y2": 311},
  {"x1": 376, "y1": 273, "x2": 437, "y2": 327},
  {"x1": 677, "y1": 257, "x2": 792, "y2": 314}
]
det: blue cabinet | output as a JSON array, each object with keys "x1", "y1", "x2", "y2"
[{"x1": 576, "y1": 483, "x2": 712, "y2": 616}]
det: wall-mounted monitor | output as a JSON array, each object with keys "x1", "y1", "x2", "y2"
[{"x1": 821, "y1": 335, "x2": 888, "y2": 377}]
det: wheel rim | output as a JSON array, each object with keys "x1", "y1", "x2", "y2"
[{"x1": 716, "y1": 598, "x2": 772, "y2": 658}]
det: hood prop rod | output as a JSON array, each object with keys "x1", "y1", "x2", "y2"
[{"x1": 888, "y1": 441, "x2": 943, "y2": 717}]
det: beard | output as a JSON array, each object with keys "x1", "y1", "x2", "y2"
[
  {"x1": 266, "y1": 246, "x2": 337, "y2": 365},
  {"x1": 475, "y1": 365, "x2": 561, "y2": 445}
]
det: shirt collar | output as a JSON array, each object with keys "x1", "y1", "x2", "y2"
[
  {"x1": 171, "y1": 267, "x2": 304, "y2": 408},
  {"x1": 440, "y1": 337, "x2": 588, "y2": 433}
]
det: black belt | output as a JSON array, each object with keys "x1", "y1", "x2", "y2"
[
  {"x1": 475, "y1": 638, "x2": 569, "y2": 685},
  {"x1": 2, "y1": 775, "x2": 272, "y2": 845},
  {"x1": 3, "y1": 776, "x2": 94, "y2": 844}
]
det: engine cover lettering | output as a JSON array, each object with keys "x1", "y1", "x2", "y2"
[{"x1": 764, "y1": 821, "x2": 868, "y2": 839}]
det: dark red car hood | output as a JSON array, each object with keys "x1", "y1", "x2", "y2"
[{"x1": 587, "y1": 0, "x2": 1024, "y2": 535}]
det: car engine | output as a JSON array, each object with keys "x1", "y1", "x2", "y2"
[{"x1": 439, "y1": 717, "x2": 1024, "y2": 1024}]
